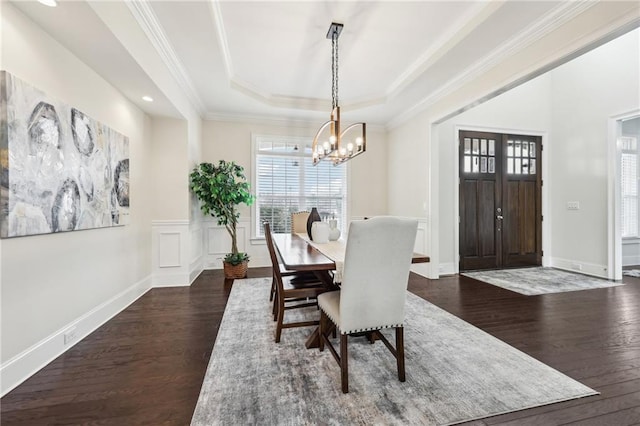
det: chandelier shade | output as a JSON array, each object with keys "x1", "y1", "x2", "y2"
[{"x1": 312, "y1": 23, "x2": 367, "y2": 166}]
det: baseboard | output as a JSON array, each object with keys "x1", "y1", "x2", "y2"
[
  {"x1": 1, "y1": 275, "x2": 152, "y2": 397},
  {"x1": 411, "y1": 263, "x2": 432, "y2": 279},
  {"x1": 189, "y1": 260, "x2": 204, "y2": 285},
  {"x1": 153, "y1": 272, "x2": 192, "y2": 287},
  {"x1": 550, "y1": 257, "x2": 608, "y2": 279},
  {"x1": 438, "y1": 262, "x2": 456, "y2": 276}
]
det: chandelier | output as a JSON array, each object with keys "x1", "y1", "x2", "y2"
[{"x1": 312, "y1": 23, "x2": 366, "y2": 166}]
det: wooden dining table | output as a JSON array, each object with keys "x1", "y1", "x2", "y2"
[{"x1": 271, "y1": 233, "x2": 430, "y2": 348}]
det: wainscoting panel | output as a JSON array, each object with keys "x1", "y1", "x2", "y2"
[
  {"x1": 152, "y1": 220, "x2": 192, "y2": 287},
  {"x1": 158, "y1": 233, "x2": 181, "y2": 267}
]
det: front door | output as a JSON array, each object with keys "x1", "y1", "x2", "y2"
[{"x1": 459, "y1": 131, "x2": 542, "y2": 271}]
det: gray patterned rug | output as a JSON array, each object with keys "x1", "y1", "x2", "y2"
[
  {"x1": 623, "y1": 269, "x2": 640, "y2": 278},
  {"x1": 191, "y1": 278, "x2": 597, "y2": 425},
  {"x1": 462, "y1": 267, "x2": 622, "y2": 296}
]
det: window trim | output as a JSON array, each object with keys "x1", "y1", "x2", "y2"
[
  {"x1": 621, "y1": 135, "x2": 639, "y2": 239},
  {"x1": 250, "y1": 133, "x2": 350, "y2": 240}
]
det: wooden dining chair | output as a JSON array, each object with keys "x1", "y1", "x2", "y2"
[
  {"x1": 291, "y1": 211, "x2": 310, "y2": 234},
  {"x1": 317, "y1": 216, "x2": 418, "y2": 393},
  {"x1": 264, "y1": 221, "x2": 326, "y2": 343}
]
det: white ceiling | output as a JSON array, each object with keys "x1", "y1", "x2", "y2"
[{"x1": 10, "y1": 0, "x2": 603, "y2": 126}]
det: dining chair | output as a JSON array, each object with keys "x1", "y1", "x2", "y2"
[
  {"x1": 291, "y1": 210, "x2": 310, "y2": 234},
  {"x1": 264, "y1": 221, "x2": 326, "y2": 343},
  {"x1": 317, "y1": 216, "x2": 418, "y2": 393}
]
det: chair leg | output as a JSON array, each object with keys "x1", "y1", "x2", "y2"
[
  {"x1": 269, "y1": 275, "x2": 275, "y2": 302},
  {"x1": 275, "y1": 298, "x2": 285, "y2": 343},
  {"x1": 396, "y1": 327, "x2": 406, "y2": 382},
  {"x1": 340, "y1": 333, "x2": 349, "y2": 393},
  {"x1": 272, "y1": 292, "x2": 278, "y2": 321},
  {"x1": 318, "y1": 310, "x2": 326, "y2": 352}
]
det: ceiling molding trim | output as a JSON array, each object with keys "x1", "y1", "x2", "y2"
[
  {"x1": 211, "y1": 1, "x2": 384, "y2": 112},
  {"x1": 127, "y1": 0, "x2": 206, "y2": 115},
  {"x1": 204, "y1": 112, "x2": 387, "y2": 132},
  {"x1": 386, "y1": 0, "x2": 597, "y2": 130},
  {"x1": 228, "y1": 77, "x2": 386, "y2": 112},
  {"x1": 385, "y1": 1, "x2": 503, "y2": 99},
  {"x1": 209, "y1": 0, "x2": 233, "y2": 80}
]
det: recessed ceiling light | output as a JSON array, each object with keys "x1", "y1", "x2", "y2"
[
  {"x1": 142, "y1": 96, "x2": 154, "y2": 102},
  {"x1": 38, "y1": 0, "x2": 57, "y2": 7}
]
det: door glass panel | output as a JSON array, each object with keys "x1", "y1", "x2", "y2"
[
  {"x1": 515, "y1": 158, "x2": 521, "y2": 174},
  {"x1": 480, "y1": 157, "x2": 487, "y2": 173},
  {"x1": 472, "y1": 156, "x2": 479, "y2": 173},
  {"x1": 480, "y1": 139, "x2": 487, "y2": 155},
  {"x1": 530, "y1": 142, "x2": 536, "y2": 157},
  {"x1": 464, "y1": 155, "x2": 471, "y2": 172},
  {"x1": 472, "y1": 139, "x2": 479, "y2": 154},
  {"x1": 507, "y1": 158, "x2": 513, "y2": 174},
  {"x1": 488, "y1": 157, "x2": 495, "y2": 173},
  {"x1": 507, "y1": 140, "x2": 514, "y2": 156},
  {"x1": 529, "y1": 159, "x2": 536, "y2": 174},
  {"x1": 489, "y1": 140, "x2": 495, "y2": 156},
  {"x1": 522, "y1": 158, "x2": 529, "y2": 173},
  {"x1": 515, "y1": 141, "x2": 521, "y2": 157},
  {"x1": 464, "y1": 138, "x2": 471, "y2": 154},
  {"x1": 522, "y1": 142, "x2": 529, "y2": 157}
]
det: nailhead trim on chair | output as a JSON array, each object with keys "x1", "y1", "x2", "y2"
[
  {"x1": 341, "y1": 324, "x2": 404, "y2": 335},
  {"x1": 320, "y1": 306, "x2": 403, "y2": 335}
]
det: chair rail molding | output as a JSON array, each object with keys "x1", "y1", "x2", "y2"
[{"x1": 152, "y1": 220, "x2": 203, "y2": 287}]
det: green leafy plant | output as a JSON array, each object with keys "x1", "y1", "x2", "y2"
[{"x1": 190, "y1": 160, "x2": 255, "y2": 265}]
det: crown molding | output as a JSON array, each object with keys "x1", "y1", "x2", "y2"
[
  {"x1": 385, "y1": 1, "x2": 502, "y2": 99},
  {"x1": 127, "y1": 0, "x2": 206, "y2": 115},
  {"x1": 386, "y1": 0, "x2": 598, "y2": 129},
  {"x1": 204, "y1": 112, "x2": 387, "y2": 132}
]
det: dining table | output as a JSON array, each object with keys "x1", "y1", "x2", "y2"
[{"x1": 271, "y1": 232, "x2": 430, "y2": 348}]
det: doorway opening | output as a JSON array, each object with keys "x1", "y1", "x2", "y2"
[{"x1": 613, "y1": 113, "x2": 640, "y2": 279}]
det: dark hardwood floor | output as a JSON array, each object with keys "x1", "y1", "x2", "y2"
[{"x1": 2, "y1": 268, "x2": 639, "y2": 425}]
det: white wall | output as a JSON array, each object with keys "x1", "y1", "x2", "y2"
[
  {"x1": 151, "y1": 118, "x2": 189, "y2": 219},
  {"x1": 200, "y1": 118, "x2": 388, "y2": 268},
  {"x1": 549, "y1": 28, "x2": 640, "y2": 276},
  {"x1": 0, "y1": 3, "x2": 154, "y2": 394},
  {"x1": 387, "y1": 2, "x2": 639, "y2": 278}
]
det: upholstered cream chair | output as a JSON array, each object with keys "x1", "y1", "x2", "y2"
[
  {"x1": 264, "y1": 221, "x2": 325, "y2": 343},
  {"x1": 318, "y1": 216, "x2": 418, "y2": 393},
  {"x1": 291, "y1": 211, "x2": 310, "y2": 234}
]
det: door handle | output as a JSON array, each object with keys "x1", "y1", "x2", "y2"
[{"x1": 496, "y1": 215, "x2": 504, "y2": 220}]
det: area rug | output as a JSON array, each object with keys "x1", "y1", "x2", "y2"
[
  {"x1": 623, "y1": 269, "x2": 640, "y2": 278},
  {"x1": 462, "y1": 267, "x2": 622, "y2": 296},
  {"x1": 191, "y1": 278, "x2": 597, "y2": 425}
]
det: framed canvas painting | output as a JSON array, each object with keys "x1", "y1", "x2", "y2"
[{"x1": 0, "y1": 70, "x2": 129, "y2": 238}]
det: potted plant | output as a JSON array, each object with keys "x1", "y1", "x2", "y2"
[{"x1": 190, "y1": 160, "x2": 255, "y2": 279}]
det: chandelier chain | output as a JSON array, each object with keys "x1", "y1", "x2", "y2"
[{"x1": 331, "y1": 30, "x2": 339, "y2": 109}]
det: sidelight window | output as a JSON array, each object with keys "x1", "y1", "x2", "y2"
[{"x1": 621, "y1": 136, "x2": 638, "y2": 238}]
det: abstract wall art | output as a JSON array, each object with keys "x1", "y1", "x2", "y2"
[{"x1": 0, "y1": 70, "x2": 130, "y2": 238}]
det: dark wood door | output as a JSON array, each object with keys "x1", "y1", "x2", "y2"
[{"x1": 459, "y1": 131, "x2": 542, "y2": 271}]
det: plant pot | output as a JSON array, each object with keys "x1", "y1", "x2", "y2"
[{"x1": 223, "y1": 260, "x2": 249, "y2": 279}]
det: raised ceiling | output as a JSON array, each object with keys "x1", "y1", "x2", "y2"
[{"x1": 8, "y1": 1, "x2": 614, "y2": 125}]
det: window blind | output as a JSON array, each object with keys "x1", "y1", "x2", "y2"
[{"x1": 254, "y1": 136, "x2": 347, "y2": 237}]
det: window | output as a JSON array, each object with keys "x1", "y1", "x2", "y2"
[
  {"x1": 621, "y1": 136, "x2": 638, "y2": 238},
  {"x1": 253, "y1": 135, "x2": 347, "y2": 237}
]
